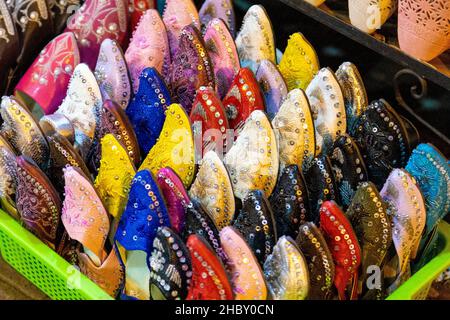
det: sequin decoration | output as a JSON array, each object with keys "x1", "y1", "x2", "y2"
[
  {"x1": 189, "y1": 150, "x2": 235, "y2": 230},
  {"x1": 139, "y1": 103, "x2": 196, "y2": 188},
  {"x1": 233, "y1": 190, "x2": 277, "y2": 266},
  {"x1": 0, "y1": 96, "x2": 49, "y2": 170},
  {"x1": 149, "y1": 227, "x2": 192, "y2": 300},
  {"x1": 271, "y1": 88, "x2": 315, "y2": 171},
  {"x1": 235, "y1": 5, "x2": 275, "y2": 73},
  {"x1": 220, "y1": 226, "x2": 267, "y2": 300},
  {"x1": 278, "y1": 32, "x2": 319, "y2": 91},
  {"x1": 199, "y1": 0, "x2": 235, "y2": 37},
  {"x1": 224, "y1": 110, "x2": 278, "y2": 200},
  {"x1": 263, "y1": 236, "x2": 310, "y2": 300}
]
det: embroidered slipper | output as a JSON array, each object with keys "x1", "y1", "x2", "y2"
[
  {"x1": 114, "y1": 169, "x2": 171, "y2": 300},
  {"x1": 306, "y1": 67, "x2": 346, "y2": 156},
  {"x1": 189, "y1": 150, "x2": 235, "y2": 230},
  {"x1": 186, "y1": 233, "x2": 233, "y2": 300},
  {"x1": 256, "y1": 59, "x2": 288, "y2": 120},
  {"x1": 235, "y1": 4, "x2": 275, "y2": 73},
  {"x1": 126, "y1": 67, "x2": 171, "y2": 156},
  {"x1": 271, "y1": 88, "x2": 315, "y2": 171},
  {"x1": 62, "y1": 166, "x2": 110, "y2": 267},
  {"x1": 190, "y1": 86, "x2": 229, "y2": 155},
  {"x1": 346, "y1": 182, "x2": 392, "y2": 299},
  {"x1": 128, "y1": 0, "x2": 156, "y2": 33},
  {"x1": 351, "y1": 99, "x2": 418, "y2": 189},
  {"x1": 89, "y1": 99, "x2": 140, "y2": 173},
  {"x1": 149, "y1": 226, "x2": 192, "y2": 300},
  {"x1": 65, "y1": 0, "x2": 128, "y2": 69},
  {"x1": 320, "y1": 201, "x2": 361, "y2": 300},
  {"x1": 329, "y1": 134, "x2": 368, "y2": 209},
  {"x1": 220, "y1": 226, "x2": 268, "y2": 300},
  {"x1": 0, "y1": 96, "x2": 49, "y2": 170},
  {"x1": 139, "y1": 103, "x2": 196, "y2": 188},
  {"x1": 224, "y1": 110, "x2": 278, "y2": 200},
  {"x1": 380, "y1": 169, "x2": 426, "y2": 292},
  {"x1": 203, "y1": 18, "x2": 240, "y2": 99},
  {"x1": 296, "y1": 222, "x2": 335, "y2": 300},
  {"x1": 0, "y1": 0, "x2": 19, "y2": 94},
  {"x1": 49, "y1": 0, "x2": 81, "y2": 34},
  {"x1": 263, "y1": 235, "x2": 309, "y2": 300},
  {"x1": 0, "y1": 142, "x2": 17, "y2": 218},
  {"x1": 222, "y1": 67, "x2": 265, "y2": 131},
  {"x1": 15, "y1": 32, "x2": 79, "y2": 115},
  {"x1": 94, "y1": 39, "x2": 130, "y2": 110},
  {"x1": 335, "y1": 62, "x2": 368, "y2": 132},
  {"x1": 182, "y1": 198, "x2": 228, "y2": 263},
  {"x1": 46, "y1": 130, "x2": 91, "y2": 193},
  {"x1": 167, "y1": 24, "x2": 215, "y2": 114},
  {"x1": 125, "y1": 9, "x2": 169, "y2": 93},
  {"x1": 349, "y1": 0, "x2": 397, "y2": 34},
  {"x1": 278, "y1": 32, "x2": 319, "y2": 91},
  {"x1": 199, "y1": 0, "x2": 235, "y2": 37},
  {"x1": 56, "y1": 63, "x2": 102, "y2": 160},
  {"x1": 304, "y1": 156, "x2": 340, "y2": 223},
  {"x1": 94, "y1": 134, "x2": 136, "y2": 225},
  {"x1": 39, "y1": 113, "x2": 76, "y2": 145},
  {"x1": 15, "y1": 156, "x2": 62, "y2": 249},
  {"x1": 162, "y1": 0, "x2": 200, "y2": 58},
  {"x1": 232, "y1": 190, "x2": 277, "y2": 266},
  {"x1": 156, "y1": 167, "x2": 190, "y2": 234},
  {"x1": 269, "y1": 165, "x2": 311, "y2": 239}
]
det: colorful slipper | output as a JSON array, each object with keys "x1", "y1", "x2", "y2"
[
  {"x1": 62, "y1": 166, "x2": 110, "y2": 267},
  {"x1": 232, "y1": 190, "x2": 277, "y2": 266},
  {"x1": 156, "y1": 167, "x2": 190, "y2": 234},
  {"x1": 94, "y1": 134, "x2": 136, "y2": 222},
  {"x1": 329, "y1": 134, "x2": 368, "y2": 209},
  {"x1": 114, "y1": 169, "x2": 171, "y2": 300},
  {"x1": 126, "y1": 67, "x2": 171, "y2": 156},
  {"x1": 296, "y1": 222, "x2": 335, "y2": 300},
  {"x1": 349, "y1": 0, "x2": 397, "y2": 34},
  {"x1": 256, "y1": 59, "x2": 288, "y2": 120},
  {"x1": 224, "y1": 110, "x2": 278, "y2": 200},
  {"x1": 220, "y1": 226, "x2": 268, "y2": 300},
  {"x1": 335, "y1": 62, "x2": 368, "y2": 132},
  {"x1": 89, "y1": 99, "x2": 140, "y2": 173},
  {"x1": 346, "y1": 182, "x2": 392, "y2": 299},
  {"x1": 199, "y1": 0, "x2": 235, "y2": 37},
  {"x1": 306, "y1": 67, "x2": 346, "y2": 156},
  {"x1": 65, "y1": 0, "x2": 128, "y2": 69},
  {"x1": 94, "y1": 39, "x2": 130, "y2": 110},
  {"x1": 186, "y1": 233, "x2": 233, "y2": 300},
  {"x1": 15, "y1": 156, "x2": 61, "y2": 249},
  {"x1": 182, "y1": 198, "x2": 227, "y2": 262},
  {"x1": 222, "y1": 67, "x2": 265, "y2": 131},
  {"x1": 190, "y1": 86, "x2": 229, "y2": 155},
  {"x1": 39, "y1": 113, "x2": 76, "y2": 145},
  {"x1": 278, "y1": 32, "x2": 319, "y2": 91},
  {"x1": 125, "y1": 9, "x2": 169, "y2": 93},
  {"x1": 320, "y1": 201, "x2": 361, "y2": 300},
  {"x1": 189, "y1": 150, "x2": 235, "y2": 230},
  {"x1": 15, "y1": 32, "x2": 79, "y2": 115},
  {"x1": 269, "y1": 165, "x2": 311, "y2": 239},
  {"x1": 380, "y1": 169, "x2": 426, "y2": 291},
  {"x1": 235, "y1": 4, "x2": 275, "y2": 73},
  {"x1": 167, "y1": 24, "x2": 215, "y2": 114},
  {"x1": 304, "y1": 156, "x2": 340, "y2": 223},
  {"x1": 0, "y1": 0, "x2": 19, "y2": 94},
  {"x1": 128, "y1": 0, "x2": 156, "y2": 33},
  {"x1": 149, "y1": 226, "x2": 192, "y2": 300},
  {"x1": 203, "y1": 18, "x2": 240, "y2": 99},
  {"x1": 0, "y1": 140, "x2": 17, "y2": 218},
  {"x1": 0, "y1": 96, "x2": 49, "y2": 170},
  {"x1": 263, "y1": 235, "x2": 309, "y2": 300},
  {"x1": 139, "y1": 103, "x2": 196, "y2": 188},
  {"x1": 271, "y1": 88, "x2": 315, "y2": 171},
  {"x1": 56, "y1": 63, "x2": 102, "y2": 160},
  {"x1": 162, "y1": 0, "x2": 200, "y2": 58}
]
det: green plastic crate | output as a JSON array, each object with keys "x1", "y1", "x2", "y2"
[
  {"x1": 0, "y1": 209, "x2": 449, "y2": 300},
  {"x1": 0, "y1": 210, "x2": 112, "y2": 300}
]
